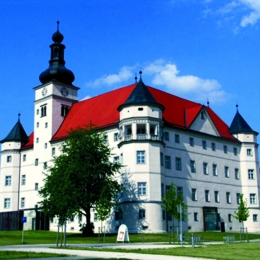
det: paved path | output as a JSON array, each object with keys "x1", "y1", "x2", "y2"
[{"x1": 0, "y1": 243, "x2": 215, "y2": 260}]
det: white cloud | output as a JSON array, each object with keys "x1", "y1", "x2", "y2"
[
  {"x1": 240, "y1": 0, "x2": 260, "y2": 27},
  {"x1": 143, "y1": 60, "x2": 228, "y2": 104},
  {"x1": 87, "y1": 66, "x2": 134, "y2": 87}
]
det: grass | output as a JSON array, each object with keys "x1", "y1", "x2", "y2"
[
  {"x1": 0, "y1": 230, "x2": 259, "y2": 246},
  {"x1": 0, "y1": 251, "x2": 68, "y2": 259}
]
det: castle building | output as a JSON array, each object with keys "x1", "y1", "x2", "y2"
[{"x1": 0, "y1": 25, "x2": 259, "y2": 233}]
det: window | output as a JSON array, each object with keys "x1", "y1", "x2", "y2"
[
  {"x1": 224, "y1": 145, "x2": 228, "y2": 154},
  {"x1": 5, "y1": 176, "x2": 11, "y2": 186},
  {"x1": 36, "y1": 122, "x2": 39, "y2": 128},
  {"x1": 201, "y1": 111, "x2": 205, "y2": 119},
  {"x1": 114, "y1": 156, "x2": 119, "y2": 164},
  {"x1": 177, "y1": 187, "x2": 183, "y2": 197},
  {"x1": 69, "y1": 215, "x2": 74, "y2": 222},
  {"x1": 138, "y1": 182, "x2": 147, "y2": 196},
  {"x1": 189, "y1": 137, "x2": 194, "y2": 147},
  {"x1": 248, "y1": 169, "x2": 254, "y2": 179},
  {"x1": 114, "y1": 133, "x2": 119, "y2": 141},
  {"x1": 228, "y1": 214, "x2": 232, "y2": 222},
  {"x1": 94, "y1": 213, "x2": 98, "y2": 222},
  {"x1": 23, "y1": 154, "x2": 26, "y2": 162},
  {"x1": 165, "y1": 156, "x2": 171, "y2": 169},
  {"x1": 236, "y1": 193, "x2": 240, "y2": 204},
  {"x1": 175, "y1": 134, "x2": 180, "y2": 143},
  {"x1": 203, "y1": 162, "x2": 208, "y2": 175},
  {"x1": 162, "y1": 210, "x2": 166, "y2": 220},
  {"x1": 190, "y1": 160, "x2": 196, "y2": 173},
  {"x1": 52, "y1": 148, "x2": 56, "y2": 156},
  {"x1": 253, "y1": 214, "x2": 258, "y2": 222},
  {"x1": 136, "y1": 151, "x2": 145, "y2": 164},
  {"x1": 21, "y1": 198, "x2": 25, "y2": 208},
  {"x1": 36, "y1": 109, "x2": 39, "y2": 115},
  {"x1": 175, "y1": 157, "x2": 182, "y2": 171},
  {"x1": 35, "y1": 158, "x2": 38, "y2": 166},
  {"x1": 7, "y1": 156, "x2": 12, "y2": 163},
  {"x1": 43, "y1": 162, "x2": 47, "y2": 170},
  {"x1": 61, "y1": 105, "x2": 69, "y2": 116},
  {"x1": 44, "y1": 143, "x2": 47, "y2": 149},
  {"x1": 115, "y1": 208, "x2": 123, "y2": 220},
  {"x1": 213, "y1": 164, "x2": 218, "y2": 176},
  {"x1": 104, "y1": 135, "x2": 108, "y2": 143},
  {"x1": 160, "y1": 152, "x2": 164, "y2": 166},
  {"x1": 194, "y1": 212, "x2": 198, "y2": 221},
  {"x1": 234, "y1": 147, "x2": 237, "y2": 156},
  {"x1": 214, "y1": 191, "x2": 219, "y2": 203},
  {"x1": 78, "y1": 214, "x2": 82, "y2": 222},
  {"x1": 4, "y1": 198, "x2": 10, "y2": 209},
  {"x1": 250, "y1": 193, "x2": 256, "y2": 204},
  {"x1": 161, "y1": 183, "x2": 165, "y2": 198},
  {"x1": 45, "y1": 122, "x2": 48, "y2": 128},
  {"x1": 205, "y1": 190, "x2": 210, "y2": 202},
  {"x1": 226, "y1": 192, "x2": 231, "y2": 204},
  {"x1": 211, "y1": 142, "x2": 216, "y2": 151},
  {"x1": 36, "y1": 138, "x2": 39, "y2": 143},
  {"x1": 41, "y1": 105, "x2": 47, "y2": 117},
  {"x1": 247, "y1": 149, "x2": 252, "y2": 156},
  {"x1": 225, "y1": 166, "x2": 230, "y2": 178},
  {"x1": 202, "y1": 140, "x2": 207, "y2": 150},
  {"x1": 21, "y1": 175, "x2": 26, "y2": 185},
  {"x1": 235, "y1": 168, "x2": 240, "y2": 180},
  {"x1": 139, "y1": 209, "x2": 146, "y2": 219},
  {"x1": 164, "y1": 131, "x2": 169, "y2": 141},
  {"x1": 191, "y1": 188, "x2": 197, "y2": 201}
]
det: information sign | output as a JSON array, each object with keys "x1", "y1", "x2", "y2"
[{"x1": 116, "y1": 224, "x2": 129, "y2": 243}]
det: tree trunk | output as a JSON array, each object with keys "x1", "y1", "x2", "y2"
[{"x1": 83, "y1": 205, "x2": 93, "y2": 236}]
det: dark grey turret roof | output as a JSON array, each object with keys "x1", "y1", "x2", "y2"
[
  {"x1": 229, "y1": 111, "x2": 257, "y2": 135},
  {"x1": 1, "y1": 118, "x2": 29, "y2": 143}
]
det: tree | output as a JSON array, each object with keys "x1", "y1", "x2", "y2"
[
  {"x1": 39, "y1": 123, "x2": 123, "y2": 236},
  {"x1": 162, "y1": 183, "x2": 188, "y2": 232},
  {"x1": 233, "y1": 194, "x2": 250, "y2": 229}
]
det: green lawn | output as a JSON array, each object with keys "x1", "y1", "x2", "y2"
[{"x1": 0, "y1": 251, "x2": 68, "y2": 259}]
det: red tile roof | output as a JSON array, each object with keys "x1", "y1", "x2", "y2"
[{"x1": 49, "y1": 83, "x2": 237, "y2": 143}]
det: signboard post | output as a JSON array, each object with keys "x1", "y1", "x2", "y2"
[
  {"x1": 21, "y1": 217, "x2": 27, "y2": 243},
  {"x1": 116, "y1": 224, "x2": 129, "y2": 243}
]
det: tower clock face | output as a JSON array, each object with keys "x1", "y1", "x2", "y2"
[
  {"x1": 42, "y1": 87, "x2": 47, "y2": 96},
  {"x1": 60, "y1": 87, "x2": 69, "y2": 97}
]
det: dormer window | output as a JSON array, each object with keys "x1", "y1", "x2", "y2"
[{"x1": 201, "y1": 111, "x2": 205, "y2": 119}]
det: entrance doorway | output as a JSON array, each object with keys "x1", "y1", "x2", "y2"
[{"x1": 203, "y1": 207, "x2": 220, "y2": 231}]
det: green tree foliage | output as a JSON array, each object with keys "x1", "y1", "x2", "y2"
[
  {"x1": 39, "y1": 123, "x2": 123, "y2": 236},
  {"x1": 233, "y1": 194, "x2": 250, "y2": 229},
  {"x1": 162, "y1": 183, "x2": 188, "y2": 228}
]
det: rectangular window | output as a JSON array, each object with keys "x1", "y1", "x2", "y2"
[
  {"x1": 236, "y1": 193, "x2": 240, "y2": 204},
  {"x1": 226, "y1": 192, "x2": 231, "y2": 204},
  {"x1": 191, "y1": 188, "x2": 197, "y2": 201},
  {"x1": 205, "y1": 190, "x2": 210, "y2": 202},
  {"x1": 35, "y1": 183, "x2": 39, "y2": 191},
  {"x1": 114, "y1": 156, "x2": 119, "y2": 164},
  {"x1": 136, "y1": 151, "x2": 145, "y2": 164},
  {"x1": 35, "y1": 158, "x2": 38, "y2": 166},
  {"x1": 162, "y1": 210, "x2": 166, "y2": 220},
  {"x1": 253, "y1": 214, "x2": 258, "y2": 222},
  {"x1": 78, "y1": 214, "x2": 82, "y2": 222},
  {"x1": 43, "y1": 162, "x2": 47, "y2": 170},
  {"x1": 175, "y1": 157, "x2": 182, "y2": 171},
  {"x1": 36, "y1": 138, "x2": 39, "y2": 143},
  {"x1": 247, "y1": 149, "x2": 252, "y2": 156},
  {"x1": 189, "y1": 137, "x2": 194, "y2": 147},
  {"x1": 194, "y1": 212, "x2": 198, "y2": 221},
  {"x1": 138, "y1": 182, "x2": 147, "y2": 196},
  {"x1": 52, "y1": 148, "x2": 56, "y2": 156},
  {"x1": 175, "y1": 134, "x2": 180, "y2": 143},
  {"x1": 250, "y1": 193, "x2": 256, "y2": 204},
  {"x1": 211, "y1": 142, "x2": 216, "y2": 151},
  {"x1": 104, "y1": 135, "x2": 108, "y2": 143},
  {"x1": 7, "y1": 155, "x2": 12, "y2": 163},
  {"x1": 94, "y1": 213, "x2": 98, "y2": 222},
  {"x1": 45, "y1": 122, "x2": 48, "y2": 128},
  {"x1": 203, "y1": 162, "x2": 208, "y2": 175},
  {"x1": 44, "y1": 143, "x2": 47, "y2": 149},
  {"x1": 41, "y1": 105, "x2": 47, "y2": 117},
  {"x1": 225, "y1": 166, "x2": 230, "y2": 178},
  {"x1": 248, "y1": 169, "x2": 254, "y2": 179},
  {"x1": 228, "y1": 214, "x2": 232, "y2": 222},
  {"x1": 69, "y1": 215, "x2": 74, "y2": 222},
  {"x1": 233, "y1": 147, "x2": 237, "y2": 156},
  {"x1": 21, "y1": 175, "x2": 26, "y2": 185},
  {"x1": 190, "y1": 160, "x2": 196, "y2": 173},
  {"x1": 214, "y1": 191, "x2": 219, "y2": 203},
  {"x1": 21, "y1": 197, "x2": 25, "y2": 208},
  {"x1": 23, "y1": 154, "x2": 26, "y2": 162},
  {"x1": 160, "y1": 152, "x2": 164, "y2": 166},
  {"x1": 114, "y1": 133, "x2": 119, "y2": 141},
  {"x1": 213, "y1": 164, "x2": 218, "y2": 176},
  {"x1": 164, "y1": 131, "x2": 169, "y2": 141},
  {"x1": 5, "y1": 176, "x2": 11, "y2": 186},
  {"x1": 235, "y1": 168, "x2": 240, "y2": 180},
  {"x1": 4, "y1": 198, "x2": 10, "y2": 209},
  {"x1": 139, "y1": 209, "x2": 146, "y2": 219},
  {"x1": 115, "y1": 208, "x2": 123, "y2": 220},
  {"x1": 161, "y1": 183, "x2": 165, "y2": 198},
  {"x1": 177, "y1": 186, "x2": 183, "y2": 197},
  {"x1": 202, "y1": 140, "x2": 207, "y2": 150},
  {"x1": 165, "y1": 156, "x2": 171, "y2": 169},
  {"x1": 224, "y1": 145, "x2": 228, "y2": 154}
]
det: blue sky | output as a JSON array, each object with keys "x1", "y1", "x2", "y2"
[{"x1": 1, "y1": 0, "x2": 260, "y2": 140}]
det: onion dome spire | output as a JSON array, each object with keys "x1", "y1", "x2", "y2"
[{"x1": 39, "y1": 21, "x2": 75, "y2": 85}]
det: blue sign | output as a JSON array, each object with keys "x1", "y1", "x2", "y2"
[{"x1": 22, "y1": 217, "x2": 27, "y2": 223}]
